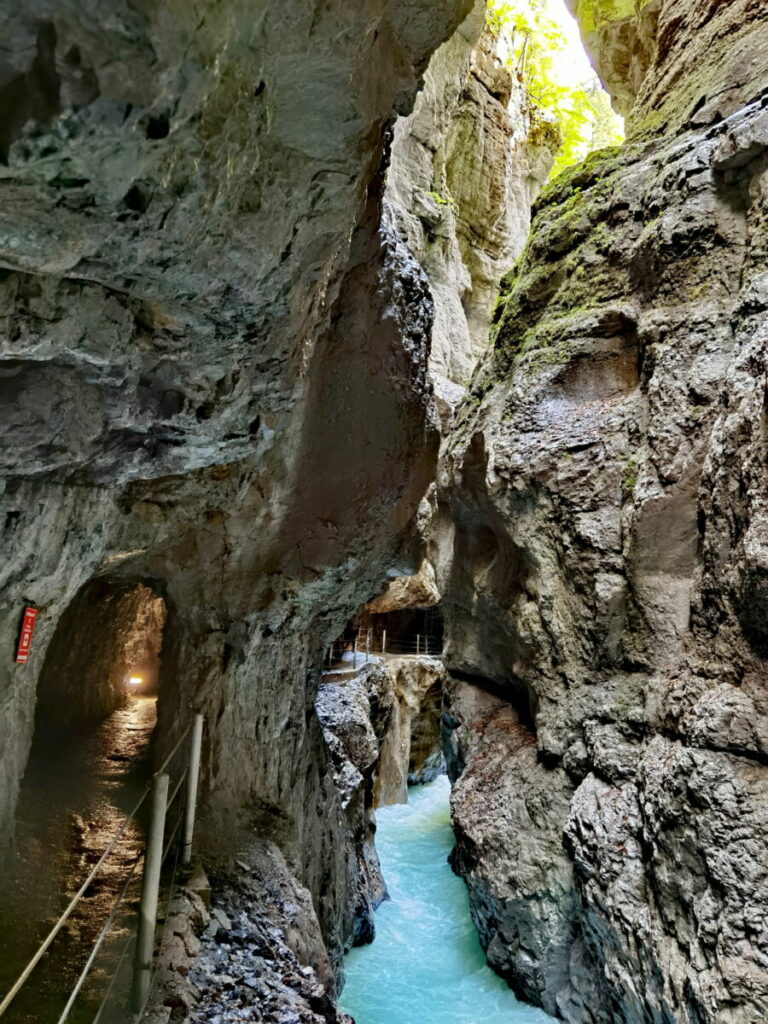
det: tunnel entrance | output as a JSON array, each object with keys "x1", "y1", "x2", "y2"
[
  {"x1": 35, "y1": 578, "x2": 166, "y2": 726},
  {"x1": 0, "y1": 577, "x2": 167, "y2": 1024},
  {"x1": 361, "y1": 605, "x2": 444, "y2": 657}
]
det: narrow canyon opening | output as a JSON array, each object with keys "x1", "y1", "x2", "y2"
[{"x1": 2, "y1": 0, "x2": 768, "y2": 1022}]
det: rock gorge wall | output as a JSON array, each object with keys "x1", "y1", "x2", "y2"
[
  {"x1": 385, "y1": 0, "x2": 558, "y2": 403},
  {"x1": 439, "y1": 1, "x2": 768, "y2": 1021},
  {"x1": 372, "y1": 654, "x2": 445, "y2": 807},
  {"x1": 0, "y1": 0, "x2": 475, "y2": 983}
]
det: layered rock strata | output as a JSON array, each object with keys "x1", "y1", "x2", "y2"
[{"x1": 439, "y1": 1, "x2": 768, "y2": 1021}]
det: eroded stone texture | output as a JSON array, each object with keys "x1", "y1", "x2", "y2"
[
  {"x1": 439, "y1": 4, "x2": 768, "y2": 1020},
  {"x1": 366, "y1": 559, "x2": 441, "y2": 614},
  {"x1": 568, "y1": 0, "x2": 768, "y2": 138},
  {"x1": 443, "y1": 677, "x2": 578, "y2": 1019},
  {"x1": 0, "y1": 0, "x2": 471, "y2": 987},
  {"x1": 372, "y1": 655, "x2": 445, "y2": 806},
  {"x1": 386, "y1": 0, "x2": 558, "y2": 396}
]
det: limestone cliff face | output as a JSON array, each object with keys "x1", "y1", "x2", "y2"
[
  {"x1": 372, "y1": 655, "x2": 445, "y2": 807},
  {"x1": 569, "y1": 0, "x2": 768, "y2": 136},
  {"x1": 0, "y1": 0, "x2": 472, "y2": 982},
  {"x1": 440, "y1": 1, "x2": 768, "y2": 1021},
  {"x1": 385, "y1": 1, "x2": 558, "y2": 399}
]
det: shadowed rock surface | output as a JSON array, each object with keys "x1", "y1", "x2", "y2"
[
  {"x1": 438, "y1": 1, "x2": 768, "y2": 1021},
  {"x1": 0, "y1": 0, "x2": 473, "y2": 993}
]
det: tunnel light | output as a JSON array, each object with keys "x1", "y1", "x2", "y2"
[{"x1": 128, "y1": 675, "x2": 143, "y2": 686}]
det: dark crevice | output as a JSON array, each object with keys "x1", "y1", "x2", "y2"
[{"x1": 0, "y1": 23, "x2": 61, "y2": 163}]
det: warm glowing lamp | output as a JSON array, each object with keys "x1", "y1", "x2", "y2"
[{"x1": 128, "y1": 675, "x2": 143, "y2": 686}]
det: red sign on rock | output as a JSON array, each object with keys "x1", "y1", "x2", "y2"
[{"x1": 15, "y1": 607, "x2": 38, "y2": 664}]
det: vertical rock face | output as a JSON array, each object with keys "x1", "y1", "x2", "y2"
[
  {"x1": 372, "y1": 655, "x2": 445, "y2": 806},
  {"x1": 569, "y1": 0, "x2": 768, "y2": 136},
  {"x1": 0, "y1": 0, "x2": 473, "y2": 984},
  {"x1": 440, "y1": 1, "x2": 768, "y2": 1021},
  {"x1": 385, "y1": 0, "x2": 558, "y2": 396}
]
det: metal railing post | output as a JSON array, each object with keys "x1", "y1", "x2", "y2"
[
  {"x1": 132, "y1": 771, "x2": 169, "y2": 1013},
  {"x1": 182, "y1": 714, "x2": 204, "y2": 866},
  {"x1": 382, "y1": 629, "x2": 386, "y2": 655},
  {"x1": 416, "y1": 634, "x2": 421, "y2": 656}
]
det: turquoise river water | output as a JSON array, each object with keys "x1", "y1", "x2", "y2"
[{"x1": 340, "y1": 775, "x2": 554, "y2": 1024}]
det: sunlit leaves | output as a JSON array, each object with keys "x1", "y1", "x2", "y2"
[{"x1": 486, "y1": 0, "x2": 624, "y2": 178}]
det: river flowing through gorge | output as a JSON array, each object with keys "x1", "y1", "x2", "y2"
[
  {"x1": 340, "y1": 777, "x2": 553, "y2": 1024},
  {"x1": 3, "y1": 0, "x2": 768, "y2": 1021}
]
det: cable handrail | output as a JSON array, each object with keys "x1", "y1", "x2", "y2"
[
  {"x1": 156, "y1": 721, "x2": 194, "y2": 775},
  {"x1": 0, "y1": 784, "x2": 151, "y2": 1019},
  {"x1": 166, "y1": 766, "x2": 188, "y2": 812},
  {"x1": 162, "y1": 810, "x2": 183, "y2": 866},
  {"x1": 55, "y1": 853, "x2": 143, "y2": 1024},
  {"x1": 137, "y1": 836, "x2": 183, "y2": 1019},
  {"x1": 90, "y1": 921, "x2": 135, "y2": 1024},
  {"x1": 0, "y1": 712, "x2": 204, "y2": 1024},
  {"x1": 325, "y1": 629, "x2": 444, "y2": 667}
]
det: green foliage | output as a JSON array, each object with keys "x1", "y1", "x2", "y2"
[
  {"x1": 621, "y1": 454, "x2": 638, "y2": 500},
  {"x1": 486, "y1": 0, "x2": 624, "y2": 178},
  {"x1": 576, "y1": 0, "x2": 655, "y2": 34},
  {"x1": 427, "y1": 189, "x2": 457, "y2": 209}
]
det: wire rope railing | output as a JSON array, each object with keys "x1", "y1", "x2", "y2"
[
  {"x1": 324, "y1": 629, "x2": 444, "y2": 669},
  {"x1": 0, "y1": 713, "x2": 204, "y2": 1024},
  {"x1": 54, "y1": 854, "x2": 143, "y2": 1024}
]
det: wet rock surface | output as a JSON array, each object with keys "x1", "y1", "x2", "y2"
[
  {"x1": 149, "y1": 855, "x2": 353, "y2": 1024},
  {"x1": 438, "y1": 3, "x2": 768, "y2": 1022},
  {"x1": 0, "y1": 0, "x2": 472, "y2": 995}
]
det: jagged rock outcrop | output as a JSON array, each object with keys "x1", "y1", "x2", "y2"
[
  {"x1": 386, "y1": 0, "x2": 558, "y2": 400},
  {"x1": 0, "y1": 0, "x2": 473, "y2": 990},
  {"x1": 148, "y1": 855, "x2": 353, "y2": 1024},
  {"x1": 372, "y1": 655, "x2": 445, "y2": 806},
  {"x1": 443, "y1": 677, "x2": 577, "y2": 1014},
  {"x1": 569, "y1": 0, "x2": 768, "y2": 137},
  {"x1": 440, "y1": 1, "x2": 768, "y2": 1021},
  {"x1": 366, "y1": 560, "x2": 441, "y2": 614},
  {"x1": 315, "y1": 662, "x2": 396, "y2": 942}
]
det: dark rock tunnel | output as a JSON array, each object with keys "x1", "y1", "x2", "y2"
[
  {"x1": 34, "y1": 576, "x2": 167, "y2": 728},
  {"x1": 0, "y1": 575, "x2": 173, "y2": 1023}
]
